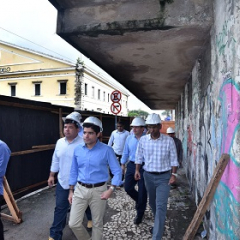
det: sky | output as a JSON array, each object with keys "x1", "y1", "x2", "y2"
[{"x1": 0, "y1": 0, "x2": 163, "y2": 115}]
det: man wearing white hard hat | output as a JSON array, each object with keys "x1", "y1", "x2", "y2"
[
  {"x1": 121, "y1": 117, "x2": 147, "y2": 225},
  {"x1": 68, "y1": 116, "x2": 122, "y2": 240},
  {"x1": 135, "y1": 113, "x2": 178, "y2": 240},
  {"x1": 48, "y1": 112, "x2": 85, "y2": 240},
  {"x1": 166, "y1": 127, "x2": 183, "y2": 168}
]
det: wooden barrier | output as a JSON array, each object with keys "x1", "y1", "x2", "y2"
[
  {"x1": 183, "y1": 153, "x2": 230, "y2": 240},
  {"x1": 1, "y1": 177, "x2": 22, "y2": 223}
]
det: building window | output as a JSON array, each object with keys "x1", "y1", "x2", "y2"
[
  {"x1": 35, "y1": 84, "x2": 41, "y2": 96},
  {"x1": 32, "y1": 81, "x2": 42, "y2": 96},
  {"x1": 8, "y1": 82, "x2": 17, "y2": 96},
  {"x1": 11, "y1": 85, "x2": 16, "y2": 96},
  {"x1": 92, "y1": 86, "x2": 95, "y2": 98},
  {"x1": 85, "y1": 83, "x2": 88, "y2": 95},
  {"x1": 98, "y1": 89, "x2": 100, "y2": 100},
  {"x1": 103, "y1": 91, "x2": 105, "y2": 101},
  {"x1": 108, "y1": 93, "x2": 110, "y2": 102},
  {"x1": 57, "y1": 80, "x2": 67, "y2": 95}
]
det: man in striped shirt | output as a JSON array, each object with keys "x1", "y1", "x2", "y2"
[{"x1": 135, "y1": 113, "x2": 178, "y2": 240}]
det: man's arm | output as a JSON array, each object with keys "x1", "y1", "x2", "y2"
[
  {"x1": 48, "y1": 171, "x2": 57, "y2": 187},
  {"x1": 134, "y1": 139, "x2": 144, "y2": 181},
  {"x1": 0, "y1": 142, "x2": 11, "y2": 177},
  {"x1": 121, "y1": 136, "x2": 130, "y2": 174},
  {"x1": 48, "y1": 141, "x2": 59, "y2": 187},
  {"x1": 108, "y1": 132, "x2": 114, "y2": 146}
]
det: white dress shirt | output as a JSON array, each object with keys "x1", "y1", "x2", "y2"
[
  {"x1": 135, "y1": 134, "x2": 178, "y2": 172},
  {"x1": 50, "y1": 135, "x2": 83, "y2": 189},
  {"x1": 108, "y1": 129, "x2": 129, "y2": 155}
]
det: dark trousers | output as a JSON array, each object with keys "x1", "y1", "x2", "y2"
[
  {"x1": 124, "y1": 161, "x2": 147, "y2": 217},
  {"x1": 110, "y1": 154, "x2": 124, "y2": 181},
  {"x1": 50, "y1": 183, "x2": 92, "y2": 240},
  {"x1": 0, "y1": 195, "x2": 4, "y2": 240}
]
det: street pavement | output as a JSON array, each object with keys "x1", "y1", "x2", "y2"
[{"x1": 2, "y1": 168, "x2": 203, "y2": 240}]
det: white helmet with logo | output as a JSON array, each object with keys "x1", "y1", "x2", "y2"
[
  {"x1": 83, "y1": 116, "x2": 103, "y2": 132},
  {"x1": 64, "y1": 111, "x2": 82, "y2": 128},
  {"x1": 166, "y1": 127, "x2": 175, "y2": 134},
  {"x1": 145, "y1": 113, "x2": 161, "y2": 125},
  {"x1": 130, "y1": 117, "x2": 146, "y2": 127}
]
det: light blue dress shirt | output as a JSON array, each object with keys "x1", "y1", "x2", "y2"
[
  {"x1": 50, "y1": 135, "x2": 83, "y2": 189},
  {"x1": 121, "y1": 134, "x2": 145, "y2": 165},
  {"x1": 69, "y1": 140, "x2": 122, "y2": 186},
  {"x1": 0, "y1": 140, "x2": 11, "y2": 195}
]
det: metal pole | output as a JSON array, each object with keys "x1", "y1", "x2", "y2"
[{"x1": 115, "y1": 115, "x2": 117, "y2": 129}]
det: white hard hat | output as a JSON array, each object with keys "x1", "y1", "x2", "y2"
[
  {"x1": 64, "y1": 111, "x2": 82, "y2": 127},
  {"x1": 145, "y1": 113, "x2": 161, "y2": 125},
  {"x1": 166, "y1": 127, "x2": 175, "y2": 134},
  {"x1": 83, "y1": 116, "x2": 103, "y2": 132},
  {"x1": 130, "y1": 117, "x2": 146, "y2": 127}
]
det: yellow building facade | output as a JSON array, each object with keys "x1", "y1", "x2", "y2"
[{"x1": 0, "y1": 41, "x2": 129, "y2": 115}]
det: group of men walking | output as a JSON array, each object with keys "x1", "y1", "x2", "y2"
[
  {"x1": 47, "y1": 111, "x2": 182, "y2": 240},
  {"x1": 0, "y1": 110, "x2": 182, "y2": 240}
]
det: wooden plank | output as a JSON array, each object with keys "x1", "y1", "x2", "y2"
[
  {"x1": 183, "y1": 153, "x2": 230, "y2": 240},
  {"x1": 12, "y1": 180, "x2": 48, "y2": 196},
  {"x1": 11, "y1": 147, "x2": 54, "y2": 156},
  {"x1": 2, "y1": 177, "x2": 22, "y2": 224},
  {"x1": 32, "y1": 144, "x2": 55, "y2": 149}
]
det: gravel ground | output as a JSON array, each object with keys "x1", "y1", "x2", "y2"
[{"x1": 2, "y1": 168, "x2": 203, "y2": 240}]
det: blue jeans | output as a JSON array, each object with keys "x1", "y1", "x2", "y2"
[
  {"x1": 50, "y1": 183, "x2": 70, "y2": 240},
  {"x1": 144, "y1": 171, "x2": 171, "y2": 240},
  {"x1": 124, "y1": 161, "x2": 147, "y2": 217}
]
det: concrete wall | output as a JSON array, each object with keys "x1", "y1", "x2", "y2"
[{"x1": 176, "y1": 0, "x2": 240, "y2": 239}]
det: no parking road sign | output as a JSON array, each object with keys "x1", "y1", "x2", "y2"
[
  {"x1": 110, "y1": 90, "x2": 122, "y2": 103},
  {"x1": 110, "y1": 90, "x2": 122, "y2": 115},
  {"x1": 110, "y1": 102, "x2": 122, "y2": 115}
]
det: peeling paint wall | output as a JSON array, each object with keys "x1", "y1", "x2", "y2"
[{"x1": 176, "y1": 0, "x2": 240, "y2": 239}]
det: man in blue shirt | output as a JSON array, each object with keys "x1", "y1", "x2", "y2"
[
  {"x1": 0, "y1": 140, "x2": 11, "y2": 240},
  {"x1": 121, "y1": 117, "x2": 147, "y2": 225},
  {"x1": 68, "y1": 116, "x2": 122, "y2": 240},
  {"x1": 48, "y1": 112, "x2": 92, "y2": 240}
]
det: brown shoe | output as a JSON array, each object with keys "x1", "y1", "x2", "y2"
[
  {"x1": 87, "y1": 220, "x2": 92, "y2": 229},
  {"x1": 49, "y1": 237, "x2": 54, "y2": 240}
]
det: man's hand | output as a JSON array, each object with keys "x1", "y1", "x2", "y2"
[
  {"x1": 169, "y1": 175, "x2": 176, "y2": 185},
  {"x1": 121, "y1": 164, "x2": 125, "y2": 175},
  {"x1": 68, "y1": 190, "x2": 74, "y2": 204},
  {"x1": 48, "y1": 176, "x2": 55, "y2": 187},
  {"x1": 100, "y1": 189, "x2": 113, "y2": 200},
  {"x1": 134, "y1": 170, "x2": 141, "y2": 181}
]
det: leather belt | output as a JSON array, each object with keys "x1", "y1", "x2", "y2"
[
  {"x1": 78, "y1": 181, "x2": 105, "y2": 188},
  {"x1": 146, "y1": 170, "x2": 170, "y2": 175}
]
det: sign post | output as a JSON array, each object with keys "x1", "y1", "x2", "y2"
[{"x1": 110, "y1": 90, "x2": 122, "y2": 128}]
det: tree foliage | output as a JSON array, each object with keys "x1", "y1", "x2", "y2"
[{"x1": 128, "y1": 109, "x2": 149, "y2": 118}]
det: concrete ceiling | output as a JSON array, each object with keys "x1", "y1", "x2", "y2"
[{"x1": 49, "y1": 0, "x2": 213, "y2": 109}]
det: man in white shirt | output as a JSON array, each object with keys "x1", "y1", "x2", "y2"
[
  {"x1": 108, "y1": 121, "x2": 129, "y2": 180},
  {"x1": 135, "y1": 113, "x2": 178, "y2": 240},
  {"x1": 48, "y1": 112, "x2": 91, "y2": 240}
]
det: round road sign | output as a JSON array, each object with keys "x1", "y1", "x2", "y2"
[
  {"x1": 110, "y1": 90, "x2": 122, "y2": 103},
  {"x1": 110, "y1": 102, "x2": 122, "y2": 115}
]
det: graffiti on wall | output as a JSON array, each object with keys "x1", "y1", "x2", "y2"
[{"x1": 214, "y1": 78, "x2": 240, "y2": 239}]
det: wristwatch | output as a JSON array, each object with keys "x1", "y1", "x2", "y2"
[
  {"x1": 109, "y1": 186, "x2": 116, "y2": 192},
  {"x1": 171, "y1": 173, "x2": 178, "y2": 177}
]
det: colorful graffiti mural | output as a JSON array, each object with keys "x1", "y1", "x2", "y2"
[{"x1": 214, "y1": 78, "x2": 240, "y2": 239}]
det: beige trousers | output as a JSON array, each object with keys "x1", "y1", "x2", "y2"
[{"x1": 69, "y1": 183, "x2": 107, "y2": 240}]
